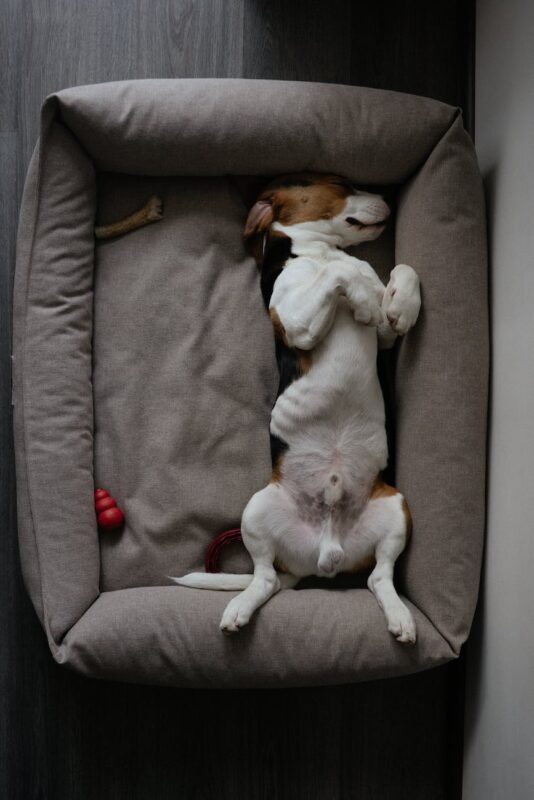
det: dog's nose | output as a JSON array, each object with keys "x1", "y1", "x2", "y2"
[
  {"x1": 374, "y1": 198, "x2": 391, "y2": 219},
  {"x1": 350, "y1": 199, "x2": 390, "y2": 226}
]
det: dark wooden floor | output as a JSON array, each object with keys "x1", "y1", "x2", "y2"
[{"x1": 1, "y1": 2, "x2": 473, "y2": 798}]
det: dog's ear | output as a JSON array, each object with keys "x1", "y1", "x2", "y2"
[
  {"x1": 244, "y1": 198, "x2": 273, "y2": 238},
  {"x1": 243, "y1": 197, "x2": 275, "y2": 261}
]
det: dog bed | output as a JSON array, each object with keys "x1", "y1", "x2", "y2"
[{"x1": 13, "y1": 79, "x2": 488, "y2": 688}]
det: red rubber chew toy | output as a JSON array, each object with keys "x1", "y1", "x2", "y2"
[{"x1": 94, "y1": 489, "x2": 125, "y2": 531}]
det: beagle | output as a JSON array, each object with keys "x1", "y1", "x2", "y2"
[{"x1": 173, "y1": 173, "x2": 421, "y2": 644}]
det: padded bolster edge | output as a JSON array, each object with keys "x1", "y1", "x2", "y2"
[
  {"x1": 53, "y1": 78, "x2": 459, "y2": 183},
  {"x1": 58, "y1": 586, "x2": 456, "y2": 688},
  {"x1": 13, "y1": 97, "x2": 101, "y2": 645},
  {"x1": 394, "y1": 114, "x2": 488, "y2": 653},
  {"x1": 12, "y1": 80, "x2": 487, "y2": 684},
  {"x1": 13, "y1": 145, "x2": 45, "y2": 623}
]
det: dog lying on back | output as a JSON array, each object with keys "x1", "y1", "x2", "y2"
[{"x1": 173, "y1": 173, "x2": 421, "y2": 643}]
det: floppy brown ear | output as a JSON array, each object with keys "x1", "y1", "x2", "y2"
[
  {"x1": 243, "y1": 198, "x2": 274, "y2": 261},
  {"x1": 244, "y1": 199, "x2": 273, "y2": 238}
]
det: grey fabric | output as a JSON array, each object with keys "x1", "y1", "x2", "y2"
[
  {"x1": 94, "y1": 174, "x2": 276, "y2": 589},
  {"x1": 394, "y1": 115, "x2": 489, "y2": 652},
  {"x1": 13, "y1": 118, "x2": 100, "y2": 642},
  {"x1": 13, "y1": 79, "x2": 488, "y2": 686},
  {"x1": 60, "y1": 587, "x2": 452, "y2": 689},
  {"x1": 57, "y1": 79, "x2": 456, "y2": 182}
]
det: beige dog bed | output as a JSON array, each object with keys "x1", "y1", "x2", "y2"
[{"x1": 13, "y1": 79, "x2": 488, "y2": 687}]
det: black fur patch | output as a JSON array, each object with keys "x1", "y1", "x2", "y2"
[
  {"x1": 274, "y1": 337, "x2": 302, "y2": 396},
  {"x1": 271, "y1": 177, "x2": 313, "y2": 189},
  {"x1": 269, "y1": 312, "x2": 309, "y2": 469},
  {"x1": 259, "y1": 232, "x2": 303, "y2": 468},
  {"x1": 259, "y1": 233, "x2": 295, "y2": 308},
  {"x1": 270, "y1": 432, "x2": 288, "y2": 469}
]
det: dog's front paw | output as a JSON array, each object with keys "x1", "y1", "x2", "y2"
[
  {"x1": 346, "y1": 278, "x2": 383, "y2": 327},
  {"x1": 386, "y1": 603, "x2": 417, "y2": 645},
  {"x1": 220, "y1": 596, "x2": 251, "y2": 635},
  {"x1": 382, "y1": 264, "x2": 420, "y2": 336}
]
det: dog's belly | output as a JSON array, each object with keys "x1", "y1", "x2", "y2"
[
  {"x1": 272, "y1": 507, "x2": 377, "y2": 578},
  {"x1": 267, "y1": 307, "x2": 389, "y2": 578},
  {"x1": 270, "y1": 306, "x2": 388, "y2": 504}
]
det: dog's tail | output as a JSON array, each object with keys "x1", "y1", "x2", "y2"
[
  {"x1": 170, "y1": 526, "x2": 250, "y2": 590},
  {"x1": 323, "y1": 470, "x2": 344, "y2": 506},
  {"x1": 169, "y1": 572, "x2": 253, "y2": 590}
]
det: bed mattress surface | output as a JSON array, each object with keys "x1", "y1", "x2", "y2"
[{"x1": 13, "y1": 79, "x2": 488, "y2": 687}]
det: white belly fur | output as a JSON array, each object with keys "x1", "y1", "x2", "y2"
[{"x1": 270, "y1": 301, "x2": 388, "y2": 517}]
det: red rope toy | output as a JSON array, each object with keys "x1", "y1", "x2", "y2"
[
  {"x1": 205, "y1": 527, "x2": 243, "y2": 573},
  {"x1": 94, "y1": 486, "x2": 239, "y2": 566}
]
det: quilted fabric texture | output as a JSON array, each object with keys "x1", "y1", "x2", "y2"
[{"x1": 13, "y1": 79, "x2": 488, "y2": 687}]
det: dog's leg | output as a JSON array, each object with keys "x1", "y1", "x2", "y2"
[
  {"x1": 348, "y1": 487, "x2": 416, "y2": 644},
  {"x1": 378, "y1": 264, "x2": 421, "y2": 349},
  {"x1": 368, "y1": 540, "x2": 416, "y2": 644},
  {"x1": 271, "y1": 260, "x2": 382, "y2": 351},
  {"x1": 219, "y1": 557, "x2": 280, "y2": 634},
  {"x1": 220, "y1": 485, "x2": 300, "y2": 633}
]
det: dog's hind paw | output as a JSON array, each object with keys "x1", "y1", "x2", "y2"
[
  {"x1": 220, "y1": 596, "x2": 251, "y2": 634},
  {"x1": 386, "y1": 604, "x2": 417, "y2": 645}
]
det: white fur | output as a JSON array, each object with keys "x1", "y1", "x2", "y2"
[
  {"x1": 173, "y1": 188, "x2": 421, "y2": 644},
  {"x1": 170, "y1": 573, "x2": 253, "y2": 590}
]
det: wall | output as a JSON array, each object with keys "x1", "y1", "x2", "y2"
[{"x1": 463, "y1": 1, "x2": 534, "y2": 797}]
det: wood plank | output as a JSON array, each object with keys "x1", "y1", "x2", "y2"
[
  {"x1": 243, "y1": 0, "x2": 351, "y2": 83},
  {"x1": 348, "y1": 0, "x2": 475, "y2": 133},
  {"x1": 17, "y1": 0, "x2": 246, "y2": 172}
]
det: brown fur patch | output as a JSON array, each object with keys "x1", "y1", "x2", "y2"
[
  {"x1": 249, "y1": 173, "x2": 353, "y2": 233},
  {"x1": 269, "y1": 308, "x2": 288, "y2": 344},
  {"x1": 371, "y1": 478, "x2": 413, "y2": 542},
  {"x1": 243, "y1": 173, "x2": 353, "y2": 263},
  {"x1": 402, "y1": 496, "x2": 413, "y2": 542},
  {"x1": 270, "y1": 312, "x2": 313, "y2": 374},
  {"x1": 270, "y1": 451, "x2": 285, "y2": 484},
  {"x1": 297, "y1": 348, "x2": 312, "y2": 374},
  {"x1": 269, "y1": 179, "x2": 351, "y2": 227},
  {"x1": 274, "y1": 557, "x2": 289, "y2": 574},
  {"x1": 370, "y1": 478, "x2": 399, "y2": 499},
  {"x1": 347, "y1": 554, "x2": 376, "y2": 574}
]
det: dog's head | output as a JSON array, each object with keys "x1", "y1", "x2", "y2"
[{"x1": 243, "y1": 173, "x2": 390, "y2": 261}]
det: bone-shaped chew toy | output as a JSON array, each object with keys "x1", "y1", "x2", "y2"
[{"x1": 94, "y1": 195, "x2": 163, "y2": 239}]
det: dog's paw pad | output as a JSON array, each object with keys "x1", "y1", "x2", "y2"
[
  {"x1": 386, "y1": 308, "x2": 409, "y2": 335},
  {"x1": 387, "y1": 607, "x2": 417, "y2": 645},
  {"x1": 220, "y1": 598, "x2": 251, "y2": 634}
]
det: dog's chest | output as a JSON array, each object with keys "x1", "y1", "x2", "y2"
[{"x1": 271, "y1": 303, "x2": 382, "y2": 436}]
